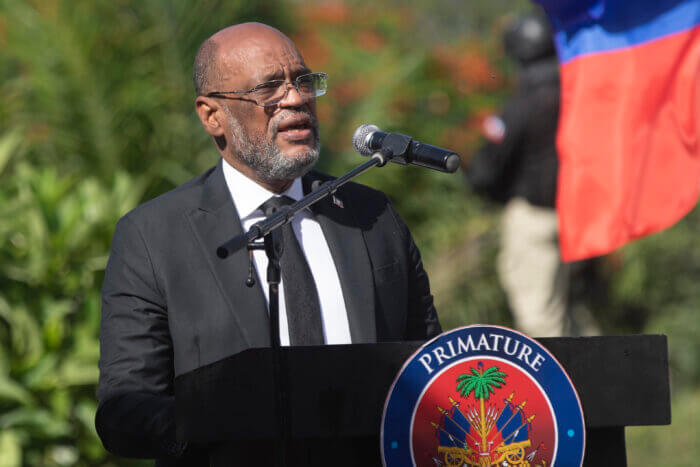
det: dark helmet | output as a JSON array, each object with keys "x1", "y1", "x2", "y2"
[{"x1": 504, "y1": 11, "x2": 555, "y2": 64}]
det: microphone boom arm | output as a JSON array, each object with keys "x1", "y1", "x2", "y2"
[{"x1": 216, "y1": 152, "x2": 390, "y2": 258}]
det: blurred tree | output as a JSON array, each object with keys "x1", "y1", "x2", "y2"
[
  {"x1": 0, "y1": 0, "x2": 697, "y2": 465},
  {"x1": 286, "y1": 1, "x2": 530, "y2": 327},
  {"x1": 0, "y1": 1, "x2": 291, "y2": 464}
]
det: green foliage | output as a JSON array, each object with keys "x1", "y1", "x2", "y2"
[
  {"x1": 287, "y1": 1, "x2": 519, "y2": 330},
  {"x1": 606, "y1": 207, "x2": 700, "y2": 390},
  {"x1": 0, "y1": 1, "x2": 292, "y2": 464},
  {"x1": 0, "y1": 0, "x2": 697, "y2": 464},
  {"x1": 627, "y1": 388, "x2": 700, "y2": 466},
  {"x1": 457, "y1": 365, "x2": 507, "y2": 400}
]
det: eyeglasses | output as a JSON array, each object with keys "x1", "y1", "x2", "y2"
[{"x1": 206, "y1": 72, "x2": 328, "y2": 107}]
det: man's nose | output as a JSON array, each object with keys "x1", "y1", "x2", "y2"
[{"x1": 277, "y1": 83, "x2": 306, "y2": 108}]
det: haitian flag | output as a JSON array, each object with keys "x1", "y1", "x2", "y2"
[{"x1": 535, "y1": 0, "x2": 700, "y2": 261}]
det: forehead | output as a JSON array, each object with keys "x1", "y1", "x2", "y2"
[{"x1": 218, "y1": 35, "x2": 307, "y2": 87}]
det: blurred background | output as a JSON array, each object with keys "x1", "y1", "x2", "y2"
[{"x1": 0, "y1": 0, "x2": 698, "y2": 465}]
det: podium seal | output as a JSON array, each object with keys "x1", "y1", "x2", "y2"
[{"x1": 381, "y1": 325, "x2": 585, "y2": 466}]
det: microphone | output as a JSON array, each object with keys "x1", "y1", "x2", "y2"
[{"x1": 352, "y1": 124, "x2": 461, "y2": 173}]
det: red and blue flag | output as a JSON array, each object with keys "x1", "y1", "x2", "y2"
[{"x1": 535, "y1": 0, "x2": 700, "y2": 261}]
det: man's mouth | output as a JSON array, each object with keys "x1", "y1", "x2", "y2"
[{"x1": 276, "y1": 114, "x2": 315, "y2": 142}]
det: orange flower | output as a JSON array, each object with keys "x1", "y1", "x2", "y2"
[
  {"x1": 316, "y1": 99, "x2": 336, "y2": 123},
  {"x1": 298, "y1": 1, "x2": 350, "y2": 25},
  {"x1": 334, "y1": 78, "x2": 370, "y2": 105},
  {"x1": 389, "y1": 97, "x2": 416, "y2": 117},
  {"x1": 431, "y1": 43, "x2": 502, "y2": 94},
  {"x1": 355, "y1": 30, "x2": 385, "y2": 52},
  {"x1": 440, "y1": 118, "x2": 483, "y2": 161},
  {"x1": 468, "y1": 109, "x2": 496, "y2": 130},
  {"x1": 291, "y1": 31, "x2": 331, "y2": 68}
]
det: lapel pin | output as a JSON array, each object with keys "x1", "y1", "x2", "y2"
[{"x1": 332, "y1": 195, "x2": 344, "y2": 209}]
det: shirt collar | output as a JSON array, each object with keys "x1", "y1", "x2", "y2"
[{"x1": 221, "y1": 158, "x2": 304, "y2": 220}]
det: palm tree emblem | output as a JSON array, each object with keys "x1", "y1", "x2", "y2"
[
  {"x1": 456, "y1": 363, "x2": 507, "y2": 466},
  {"x1": 457, "y1": 363, "x2": 507, "y2": 400}
]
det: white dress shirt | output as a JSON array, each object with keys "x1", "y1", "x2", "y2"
[{"x1": 222, "y1": 159, "x2": 352, "y2": 345}]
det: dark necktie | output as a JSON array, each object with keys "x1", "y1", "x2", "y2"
[{"x1": 260, "y1": 195, "x2": 325, "y2": 345}]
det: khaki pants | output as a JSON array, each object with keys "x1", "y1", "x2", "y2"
[{"x1": 497, "y1": 198, "x2": 599, "y2": 337}]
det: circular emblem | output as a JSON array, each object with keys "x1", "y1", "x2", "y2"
[{"x1": 381, "y1": 325, "x2": 585, "y2": 466}]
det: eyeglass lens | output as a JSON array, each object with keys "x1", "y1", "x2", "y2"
[{"x1": 257, "y1": 73, "x2": 327, "y2": 106}]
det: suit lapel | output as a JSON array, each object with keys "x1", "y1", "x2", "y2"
[
  {"x1": 186, "y1": 161, "x2": 270, "y2": 348},
  {"x1": 303, "y1": 174, "x2": 377, "y2": 343}
]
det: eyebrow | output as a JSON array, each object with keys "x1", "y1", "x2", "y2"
[{"x1": 257, "y1": 67, "x2": 312, "y2": 84}]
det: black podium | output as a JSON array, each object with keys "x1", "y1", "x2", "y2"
[{"x1": 175, "y1": 335, "x2": 670, "y2": 466}]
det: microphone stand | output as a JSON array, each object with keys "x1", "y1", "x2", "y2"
[{"x1": 216, "y1": 151, "x2": 391, "y2": 467}]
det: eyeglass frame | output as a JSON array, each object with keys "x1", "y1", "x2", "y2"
[{"x1": 205, "y1": 72, "x2": 328, "y2": 107}]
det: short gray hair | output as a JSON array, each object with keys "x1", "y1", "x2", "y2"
[{"x1": 193, "y1": 38, "x2": 219, "y2": 96}]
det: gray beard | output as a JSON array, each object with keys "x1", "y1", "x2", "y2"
[{"x1": 226, "y1": 108, "x2": 320, "y2": 184}]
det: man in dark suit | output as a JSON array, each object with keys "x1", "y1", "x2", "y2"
[{"x1": 96, "y1": 23, "x2": 440, "y2": 465}]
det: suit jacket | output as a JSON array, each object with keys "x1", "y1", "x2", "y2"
[{"x1": 95, "y1": 160, "x2": 441, "y2": 464}]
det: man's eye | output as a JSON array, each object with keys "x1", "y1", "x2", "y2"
[
  {"x1": 255, "y1": 81, "x2": 283, "y2": 90},
  {"x1": 297, "y1": 81, "x2": 315, "y2": 93}
]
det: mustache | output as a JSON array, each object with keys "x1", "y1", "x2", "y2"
[{"x1": 270, "y1": 110, "x2": 319, "y2": 135}]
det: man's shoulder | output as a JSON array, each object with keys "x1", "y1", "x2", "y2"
[
  {"x1": 120, "y1": 165, "x2": 218, "y2": 225},
  {"x1": 306, "y1": 170, "x2": 405, "y2": 235}
]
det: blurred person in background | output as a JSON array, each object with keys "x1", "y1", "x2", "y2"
[{"x1": 465, "y1": 11, "x2": 600, "y2": 338}]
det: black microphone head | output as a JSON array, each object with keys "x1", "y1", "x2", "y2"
[{"x1": 352, "y1": 124, "x2": 379, "y2": 156}]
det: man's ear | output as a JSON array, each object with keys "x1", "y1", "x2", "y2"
[{"x1": 195, "y1": 96, "x2": 226, "y2": 137}]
